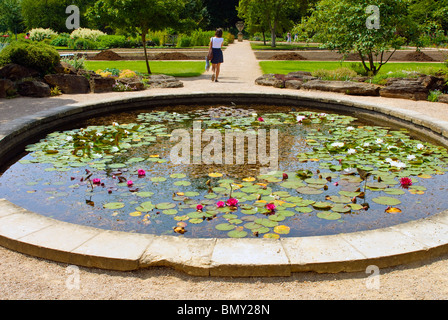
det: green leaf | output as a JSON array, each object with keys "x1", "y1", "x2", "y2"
[{"x1": 372, "y1": 196, "x2": 402, "y2": 206}]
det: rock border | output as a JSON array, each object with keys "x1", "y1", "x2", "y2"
[{"x1": 1, "y1": 92, "x2": 448, "y2": 277}]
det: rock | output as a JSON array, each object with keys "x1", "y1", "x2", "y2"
[
  {"x1": 117, "y1": 77, "x2": 145, "y2": 91},
  {"x1": 145, "y1": 75, "x2": 183, "y2": 88},
  {"x1": 44, "y1": 74, "x2": 90, "y2": 94},
  {"x1": 418, "y1": 75, "x2": 447, "y2": 91},
  {"x1": 287, "y1": 71, "x2": 313, "y2": 78},
  {"x1": 17, "y1": 80, "x2": 51, "y2": 97},
  {"x1": 302, "y1": 80, "x2": 381, "y2": 96},
  {"x1": 285, "y1": 80, "x2": 303, "y2": 89},
  {"x1": 0, "y1": 63, "x2": 40, "y2": 81},
  {"x1": 438, "y1": 94, "x2": 448, "y2": 104},
  {"x1": 255, "y1": 74, "x2": 277, "y2": 86},
  {"x1": 90, "y1": 77, "x2": 116, "y2": 93},
  {"x1": 54, "y1": 61, "x2": 77, "y2": 75},
  {"x1": 0, "y1": 79, "x2": 15, "y2": 98},
  {"x1": 379, "y1": 79, "x2": 429, "y2": 100}
]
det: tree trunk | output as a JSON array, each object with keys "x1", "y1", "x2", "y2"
[
  {"x1": 141, "y1": 31, "x2": 151, "y2": 75},
  {"x1": 262, "y1": 31, "x2": 266, "y2": 45},
  {"x1": 270, "y1": 23, "x2": 277, "y2": 48}
]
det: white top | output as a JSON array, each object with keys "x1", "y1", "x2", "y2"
[{"x1": 210, "y1": 37, "x2": 224, "y2": 49}]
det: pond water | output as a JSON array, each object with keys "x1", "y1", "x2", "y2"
[{"x1": 1, "y1": 104, "x2": 448, "y2": 239}]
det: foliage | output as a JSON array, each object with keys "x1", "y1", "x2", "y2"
[
  {"x1": 70, "y1": 28, "x2": 106, "y2": 42},
  {"x1": 297, "y1": 0, "x2": 419, "y2": 75},
  {"x1": 312, "y1": 67, "x2": 358, "y2": 81},
  {"x1": 0, "y1": 0, "x2": 24, "y2": 34},
  {"x1": 428, "y1": 90, "x2": 443, "y2": 102},
  {"x1": 237, "y1": 0, "x2": 310, "y2": 47},
  {"x1": 0, "y1": 41, "x2": 60, "y2": 74},
  {"x1": 61, "y1": 56, "x2": 86, "y2": 70},
  {"x1": 29, "y1": 28, "x2": 58, "y2": 42}
]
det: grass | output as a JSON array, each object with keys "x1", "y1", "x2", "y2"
[
  {"x1": 84, "y1": 60, "x2": 206, "y2": 77},
  {"x1": 259, "y1": 61, "x2": 447, "y2": 84}
]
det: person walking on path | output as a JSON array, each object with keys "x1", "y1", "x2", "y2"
[{"x1": 210, "y1": 28, "x2": 224, "y2": 82}]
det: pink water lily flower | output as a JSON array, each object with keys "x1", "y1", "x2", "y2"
[
  {"x1": 226, "y1": 198, "x2": 239, "y2": 207},
  {"x1": 127, "y1": 180, "x2": 134, "y2": 187},
  {"x1": 266, "y1": 203, "x2": 276, "y2": 212},
  {"x1": 258, "y1": 117, "x2": 264, "y2": 122},
  {"x1": 196, "y1": 204, "x2": 204, "y2": 211},
  {"x1": 138, "y1": 169, "x2": 146, "y2": 177},
  {"x1": 216, "y1": 201, "x2": 225, "y2": 208},
  {"x1": 92, "y1": 178, "x2": 101, "y2": 185},
  {"x1": 400, "y1": 177, "x2": 412, "y2": 188}
]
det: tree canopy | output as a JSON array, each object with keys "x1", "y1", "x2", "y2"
[{"x1": 297, "y1": 0, "x2": 418, "y2": 75}]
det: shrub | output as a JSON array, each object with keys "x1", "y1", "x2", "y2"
[
  {"x1": 51, "y1": 36, "x2": 69, "y2": 47},
  {"x1": 177, "y1": 35, "x2": 192, "y2": 48},
  {"x1": 61, "y1": 56, "x2": 85, "y2": 70},
  {"x1": 70, "y1": 28, "x2": 106, "y2": 42},
  {"x1": 29, "y1": 28, "x2": 58, "y2": 42},
  {"x1": 312, "y1": 67, "x2": 357, "y2": 81},
  {"x1": 428, "y1": 90, "x2": 443, "y2": 102},
  {"x1": 0, "y1": 41, "x2": 60, "y2": 74},
  {"x1": 72, "y1": 38, "x2": 97, "y2": 50}
]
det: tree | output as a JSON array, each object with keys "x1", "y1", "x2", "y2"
[
  {"x1": 0, "y1": 0, "x2": 24, "y2": 37},
  {"x1": 299, "y1": 0, "x2": 418, "y2": 75},
  {"x1": 21, "y1": 0, "x2": 93, "y2": 33},
  {"x1": 89, "y1": 0, "x2": 187, "y2": 74},
  {"x1": 202, "y1": 0, "x2": 240, "y2": 30},
  {"x1": 237, "y1": 0, "x2": 309, "y2": 47}
]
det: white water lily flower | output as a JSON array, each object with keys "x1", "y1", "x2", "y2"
[
  {"x1": 416, "y1": 143, "x2": 424, "y2": 150},
  {"x1": 66, "y1": 136, "x2": 73, "y2": 141},
  {"x1": 112, "y1": 122, "x2": 119, "y2": 127},
  {"x1": 95, "y1": 132, "x2": 102, "y2": 137},
  {"x1": 331, "y1": 142, "x2": 344, "y2": 148},
  {"x1": 252, "y1": 113, "x2": 258, "y2": 117},
  {"x1": 376, "y1": 138, "x2": 383, "y2": 144},
  {"x1": 363, "y1": 142, "x2": 370, "y2": 147},
  {"x1": 346, "y1": 126, "x2": 355, "y2": 131},
  {"x1": 407, "y1": 155, "x2": 416, "y2": 161},
  {"x1": 390, "y1": 160, "x2": 406, "y2": 168},
  {"x1": 347, "y1": 148, "x2": 357, "y2": 154},
  {"x1": 296, "y1": 115, "x2": 307, "y2": 122},
  {"x1": 124, "y1": 130, "x2": 130, "y2": 134}
]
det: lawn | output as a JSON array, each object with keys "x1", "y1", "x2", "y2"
[
  {"x1": 259, "y1": 61, "x2": 447, "y2": 83},
  {"x1": 84, "y1": 60, "x2": 206, "y2": 77}
]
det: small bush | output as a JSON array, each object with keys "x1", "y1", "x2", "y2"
[
  {"x1": 51, "y1": 36, "x2": 69, "y2": 47},
  {"x1": 312, "y1": 67, "x2": 357, "y2": 81},
  {"x1": 72, "y1": 38, "x2": 97, "y2": 50},
  {"x1": 177, "y1": 35, "x2": 192, "y2": 48},
  {"x1": 70, "y1": 28, "x2": 106, "y2": 42},
  {"x1": 29, "y1": 28, "x2": 58, "y2": 42},
  {"x1": 0, "y1": 41, "x2": 60, "y2": 74},
  {"x1": 61, "y1": 56, "x2": 85, "y2": 70},
  {"x1": 428, "y1": 90, "x2": 443, "y2": 102}
]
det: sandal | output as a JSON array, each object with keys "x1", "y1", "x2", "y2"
[{"x1": 211, "y1": 74, "x2": 215, "y2": 82}]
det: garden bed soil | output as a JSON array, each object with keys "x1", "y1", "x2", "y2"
[
  {"x1": 90, "y1": 50, "x2": 124, "y2": 61},
  {"x1": 270, "y1": 52, "x2": 307, "y2": 60},
  {"x1": 153, "y1": 52, "x2": 191, "y2": 60},
  {"x1": 402, "y1": 51, "x2": 436, "y2": 62}
]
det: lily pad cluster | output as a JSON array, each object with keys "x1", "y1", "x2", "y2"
[{"x1": 7, "y1": 106, "x2": 448, "y2": 239}]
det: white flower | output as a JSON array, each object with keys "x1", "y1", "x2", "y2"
[
  {"x1": 66, "y1": 136, "x2": 73, "y2": 142},
  {"x1": 416, "y1": 143, "x2": 424, "y2": 150},
  {"x1": 95, "y1": 132, "x2": 102, "y2": 137},
  {"x1": 363, "y1": 142, "x2": 370, "y2": 147},
  {"x1": 347, "y1": 148, "x2": 357, "y2": 155},
  {"x1": 296, "y1": 115, "x2": 306, "y2": 122},
  {"x1": 346, "y1": 126, "x2": 355, "y2": 131},
  {"x1": 376, "y1": 138, "x2": 383, "y2": 144},
  {"x1": 407, "y1": 155, "x2": 416, "y2": 161},
  {"x1": 124, "y1": 130, "x2": 129, "y2": 135},
  {"x1": 112, "y1": 122, "x2": 119, "y2": 127},
  {"x1": 252, "y1": 113, "x2": 258, "y2": 117},
  {"x1": 385, "y1": 158, "x2": 393, "y2": 163},
  {"x1": 390, "y1": 160, "x2": 406, "y2": 168},
  {"x1": 331, "y1": 142, "x2": 344, "y2": 148}
]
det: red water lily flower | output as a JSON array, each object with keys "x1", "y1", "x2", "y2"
[
  {"x1": 196, "y1": 204, "x2": 203, "y2": 211},
  {"x1": 138, "y1": 169, "x2": 146, "y2": 177},
  {"x1": 92, "y1": 178, "x2": 101, "y2": 185},
  {"x1": 400, "y1": 177, "x2": 412, "y2": 188},
  {"x1": 216, "y1": 201, "x2": 225, "y2": 208},
  {"x1": 266, "y1": 203, "x2": 276, "y2": 212},
  {"x1": 226, "y1": 198, "x2": 239, "y2": 207},
  {"x1": 257, "y1": 117, "x2": 264, "y2": 122}
]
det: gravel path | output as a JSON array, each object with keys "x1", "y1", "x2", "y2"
[{"x1": 1, "y1": 41, "x2": 448, "y2": 300}]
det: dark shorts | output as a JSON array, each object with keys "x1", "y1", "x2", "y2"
[{"x1": 211, "y1": 48, "x2": 223, "y2": 64}]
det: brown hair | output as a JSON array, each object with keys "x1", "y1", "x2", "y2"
[{"x1": 215, "y1": 28, "x2": 223, "y2": 38}]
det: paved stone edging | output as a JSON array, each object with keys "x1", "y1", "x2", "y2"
[{"x1": 1, "y1": 92, "x2": 448, "y2": 277}]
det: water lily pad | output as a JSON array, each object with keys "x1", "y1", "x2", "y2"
[
  {"x1": 170, "y1": 173, "x2": 186, "y2": 179},
  {"x1": 156, "y1": 202, "x2": 176, "y2": 210},
  {"x1": 273, "y1": 225, "x2": 290, "y2": 234},
  {"x1": 151, "y1": 177, "x2": 167, "y2": 183},
  {"x1": 136, "y1": 191, "x2": 154, "y2": 198},
  {"x1": 174, "y1": 180, "x2": 191, "y2": 186},
  {"x1": 312, "y1": 202, "x2": 333, "y2": 210},
  {"x1": 209, "y1": 172, "x2": 223, "y2": 178},
  {"x1": 189, "y1": 218, "x2": 204, "y2": 224},
  {"x1": 296, "y1": 187, "x2": 323, "y2": 195},
  {"x1": 129, "y1": 211, "x2": 142, "y2": 217},
  {"x1": 263, "y1": 233, "x2": 280, "y2": 239},
  {"x1": 215, "y1": 223, "x2": 236, "y2": 231},
  {"x1": 317, "y1": 211, "x2": 342, "y2": 220},
  {"x1": 227, "y1": 229, "x2": 247, "y2": 238},
  {"x1": 135, "y1": 201, "x2": 155, "y2": 212},
  {"x1": 163, "y1": 209, "x2": 178, "y2": 215},
  {"x1": 372, "y1": 196, "x2": 402, "y2": 206},
  {"x1": 103, "y1": 202, "x2": 125, "y2": 210}
]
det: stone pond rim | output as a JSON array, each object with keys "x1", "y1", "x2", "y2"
[{"x1": 1, "y1": 91, "x2": 448, "y2": 277}]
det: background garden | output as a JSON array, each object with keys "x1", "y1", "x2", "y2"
[{"x1": 0, "y1": 0, "x2": 447, "y2": 98}]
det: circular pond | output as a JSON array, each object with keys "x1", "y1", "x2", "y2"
[{"x1": 1, "y1": 104, "x2": 448, "y2": 239}]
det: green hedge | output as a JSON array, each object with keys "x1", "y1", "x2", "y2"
[{"x1": 0, "y1": 41, "x2": 60, "y2": 74}]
